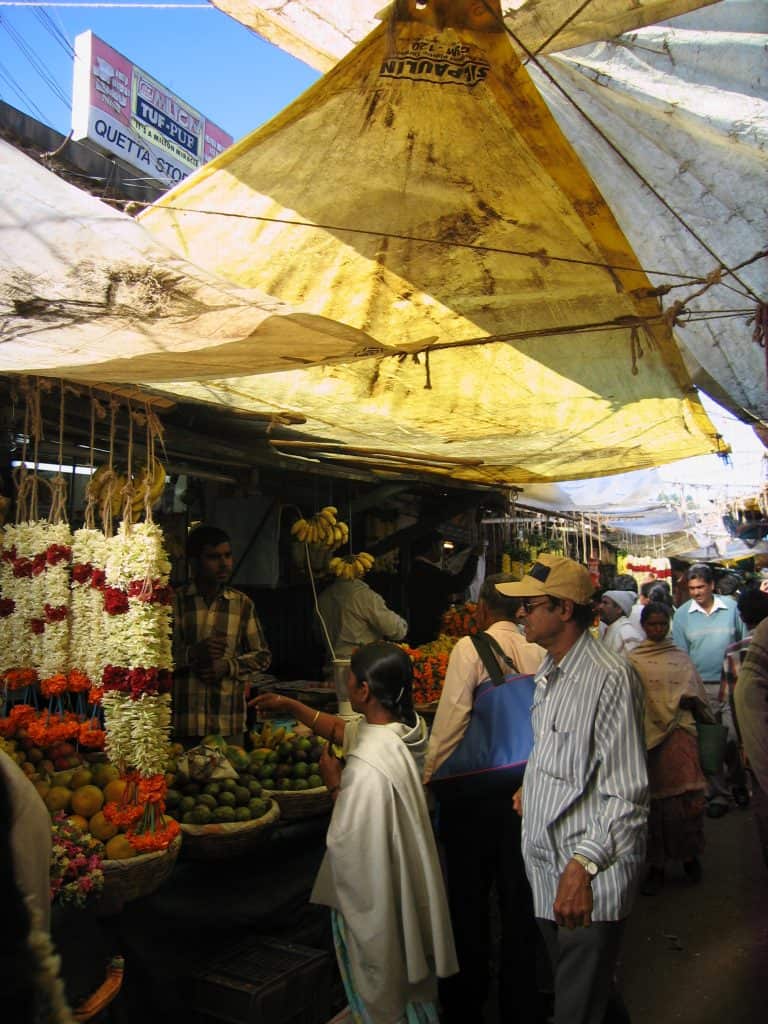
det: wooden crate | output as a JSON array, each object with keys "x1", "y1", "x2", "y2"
[{"x1": 192, "y1": 937, "x2": 332, "y2": 1024}]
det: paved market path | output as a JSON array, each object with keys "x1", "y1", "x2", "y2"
[{"x1": 621, "y1": 804, "x2": 767, "y2": 1023}]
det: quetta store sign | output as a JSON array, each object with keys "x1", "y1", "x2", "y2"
[{"x1": 72, "y1": 31, "x2": 232, "y2": 187}]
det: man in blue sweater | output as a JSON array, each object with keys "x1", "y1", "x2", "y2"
[{"x1": 672, "y1": 563, "x2": 746, "y2": 816}]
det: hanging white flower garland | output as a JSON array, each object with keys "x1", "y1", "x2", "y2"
[
  {"x1": 100, "y1": 521, "x2": 174, "y2": 778},
  {"x1": 70, "y1": 528, "x2": 108, "y2": 687},
  {"x1": 0, "y1": 521, "x2": 73, "y2": 687}
]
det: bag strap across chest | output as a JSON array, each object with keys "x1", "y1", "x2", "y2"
[{"x1": 470, "y1": 631, "x2": 519, "y2": 687}]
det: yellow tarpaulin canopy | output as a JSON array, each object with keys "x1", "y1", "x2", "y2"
[{"x1": 141, "y1": 3, "x2": 721, "y2": 485}]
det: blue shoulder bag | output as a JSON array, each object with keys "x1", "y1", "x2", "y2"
[{"x1": 429, "y1": 631, "x2": 536, "y2": 800}]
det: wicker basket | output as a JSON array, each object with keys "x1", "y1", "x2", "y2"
[
  {"x1": 99, "y1": 833, "x2": 181, "y2": 915},
  {"x1": 263, "y1": 785, "x2": 333, "y2": 821},
  {"x1": 179, "y1": 799, "x2": 281, "y2": 860}
]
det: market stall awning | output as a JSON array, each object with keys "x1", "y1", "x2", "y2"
[
  {"x1": 210, "y1": 0, "x2": 767, "y2": 428},
  {"x1": 530, "y1": 1, "x2": 767, "y2": 423},
  {"x1": 140, "y1": 4, "x2": 721, "y2": 485},
  {"x1": 0, "y1": 140, "x2": 382, "y2": 382}
]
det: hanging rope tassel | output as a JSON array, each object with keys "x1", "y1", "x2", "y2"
[
  {"x1": 629, "y1": 326, "x2": 643, "y2": 376},
  {"x1": 47, "y1": 380, "x2": 69, "y2": 525},
  {"x1": 748, "y1": 300, "x2": 768, "y2": 386}
]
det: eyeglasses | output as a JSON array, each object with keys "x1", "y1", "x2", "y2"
[{"x1": 522, "y1": 598, "x2": 551, "y2": 614}]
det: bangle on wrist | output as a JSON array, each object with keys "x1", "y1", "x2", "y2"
[{"x1": 311, "y1": 709, "x2": 321, "y2": 729}]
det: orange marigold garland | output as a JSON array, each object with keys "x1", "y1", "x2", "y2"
[
  {"x1": 440, "y1": 602, "x2": 480, "y2": 638},
  {"x1": 401, "y1": 637, "x2": 457, "y2": 705}
]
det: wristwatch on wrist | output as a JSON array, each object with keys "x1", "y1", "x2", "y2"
[{"x1": 572, "y1": 853, "x2": 599, "y2": 879}]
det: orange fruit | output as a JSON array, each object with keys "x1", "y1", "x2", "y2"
[
  {"x1": 66, "y1": 814, "x2": 90, "y2": 832},
  {"x1": 71, "y1": 784, "x2": 105, "y2": 818},
  {"x1": 103, "y1": 779, "x2": 128, "y2": 804},
  {"x1": 44, "y1": 786, "x2": 73, "y2": 814},
  {"x1": 92, "y1": 763, "x2": 120, "y2": 788},
  {"x1": 70, "y1": 767, "x2": 94, "y2": 789},
  {"x1": 33, "y1": 780, "x2": 51, "y2": 801},
  {"x1": 105, "y1": 834, "x2": 138, "y2": 860},
  {"x1": 89, "y1": 810, "x2": 118, "y2": 842}
]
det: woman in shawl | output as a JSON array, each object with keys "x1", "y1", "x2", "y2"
[
  {"x1": 252, "y1": 642, "x2": 457, "y2": 1024},
  {"x1": 628, "y1": 603, "x2": 714, "y2": 894}
]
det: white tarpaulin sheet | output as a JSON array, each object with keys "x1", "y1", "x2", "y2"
[
  {"x1": 211, "y1": 0, "x2": 718, "y2": 70},
  {"x1": 0, "y1": 140, "x2": 381, "y2": 382}
]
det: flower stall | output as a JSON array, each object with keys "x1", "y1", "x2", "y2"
[{"x1": 0, "y1": 381, "x2": 181, "y2": 908}]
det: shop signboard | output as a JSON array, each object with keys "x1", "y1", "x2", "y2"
[{"x1": 72, "y1": 31, "x2": 232, "y2": 187}]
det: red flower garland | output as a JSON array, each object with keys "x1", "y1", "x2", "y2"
[
  {"x1": 44, "y1": 603, "x2": 68, "y2": 623},
  {"x1": 103, "y1": 587, "x2": 129, "y2": 616},
  {"x1": 71, "y1": 563, "x2": 92, "y2": 584},
  {"x1": 102, "y1": 665, "x2": 172, "y2": 699},
  {"x1": 46, "y1": 544, "x2": 72, "y2": 566}
]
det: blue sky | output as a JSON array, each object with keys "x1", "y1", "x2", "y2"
[{"x1": 0, "y1": 1, "x2": 320, "y2": 141}]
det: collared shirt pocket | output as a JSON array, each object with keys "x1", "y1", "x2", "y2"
[{"x1": 539, "y1": 727, "x2": 585, "y2": 786}]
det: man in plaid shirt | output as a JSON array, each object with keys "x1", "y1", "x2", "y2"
[{"x1": 172, "y1": 525, "x2": 271, "y2": 744}]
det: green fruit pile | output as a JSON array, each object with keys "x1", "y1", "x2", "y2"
[
  {"x1": 252, "y1": 733, "x2": 327, "y2": 793},
  {"x1": 167, "y1": 751, "x2": 272, "y2": 826}
]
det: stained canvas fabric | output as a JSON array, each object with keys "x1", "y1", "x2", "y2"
[
  {"x1": 0, "y1": 139, "x2": 381, "y2": 382},
  {"x1": 208, "y1": 0, "x2": 767, "y2": 428},
  {"x1": 141, "y1": 5, "x2": 721, "y2": 484}
]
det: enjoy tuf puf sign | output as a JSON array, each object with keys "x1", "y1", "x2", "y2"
[{"x1": 72, "y1": 31, "x2": 232, "y2": 187}]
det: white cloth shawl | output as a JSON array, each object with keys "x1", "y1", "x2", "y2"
[
  {"x1": 0, "y1": 749, "x2": 53, "y2": 932},
  {"x1": 311, "y1": 718, "x2": 458, "y2": 1024}
]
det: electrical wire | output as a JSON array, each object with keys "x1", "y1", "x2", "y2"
[
  {"x1": 105, "y1": 198, "x2": 713, "y2": 282},
  {"x1": 0, "y1": 55, "x2": 50, "y2": 120},
  {"x1": 0, "y1": 13, "x2": 70, "y2": 107},
  {"x1": 32, "y1": 6, "x2": 75, "y2": 59}
]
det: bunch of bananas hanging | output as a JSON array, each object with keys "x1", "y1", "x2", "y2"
[
  {"x1": 86, "y1": 462, "x2": 166, "y2": 520},
  {"x1": 290, "y1": 506, "x2": 349, "y2": 549},
  {"x1": 329, "y1": 551, "x2": 375, "y2": 580}
]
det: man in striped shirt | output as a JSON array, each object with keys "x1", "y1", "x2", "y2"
[
  {"x1": 498, "y1": 556, "x2": 648, "y2": 1024},
  {"x1": 172, "y1": 525, "x2": 271, "y2": 745}
]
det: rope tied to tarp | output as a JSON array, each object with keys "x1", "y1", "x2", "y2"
[
  {"x1": 46, "y1": 380, "x2": 68, "y2": 525},
  {"x1": 748, "y1": 300, "x2": 768, "y2": 387}
]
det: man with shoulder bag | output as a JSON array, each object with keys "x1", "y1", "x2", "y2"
[
  {"x1": 424, "y1": 574, "x2": 547, "y2": 1024},
  {"x1": 500, "y1": 556, "x2": 648, "y2": 1024}
]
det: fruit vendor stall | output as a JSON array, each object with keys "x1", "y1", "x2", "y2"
[{"x1": 0, "y1": 382, "x2": 353, "y2": 1023}]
